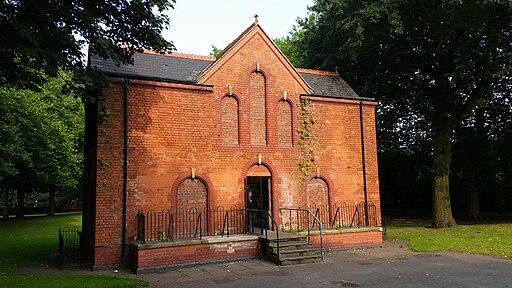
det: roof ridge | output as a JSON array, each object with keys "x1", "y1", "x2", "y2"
[
  {"x1": 141, "y1": 49, "x2": 215, "y2": 61},
  {"x1": 297, "y1": 68, "x2": 339, "y2": 76},
  {"x1": 214, "y1": 22, "x2": 257, "y2": 60}
]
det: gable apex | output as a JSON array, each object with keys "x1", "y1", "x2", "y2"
[{"x1": 196, "y1": 21, "x2": 313, "y2": 93}]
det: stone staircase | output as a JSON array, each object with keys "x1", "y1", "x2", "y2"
[{"x1": 259, "y1": 231, "x2": 322, "y2": 265}]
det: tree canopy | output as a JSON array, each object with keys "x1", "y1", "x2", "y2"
[
  {"x1": 0, "y1": 75, "x2": 84, "y2": 217},
  {"x1": 0, "y1": 0, "x2": 175, "y2": 92},
  {"x1": 278, "y1": 0, "x2": 512, "y2": 227}
]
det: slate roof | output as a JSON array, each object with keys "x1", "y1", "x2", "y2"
[
  {"x1": 299, "y1": 72, "x2": 363, "y2": 100},
  {"x1": 89, "y1": 52, "x2": 212, "y2": 83},
  {"x1": 89, "y1": 51, "x2": 372, "y2": 100}
]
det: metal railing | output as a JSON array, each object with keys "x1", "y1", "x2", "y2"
[
  {"x1": 279, "y1": 208, "x2": 323, "y2": 259},
  {"x1": 136, "y1": 206, "x2": 246, "y2": 243},
  {"x1": 57, "y1": 226, "x2": 81, "y2": 270},
  {"x1": 241, "y1": 208, "x2": 280, "y2": 263},
  {"x1": 295, "y1": 201, "x2": 380, "y2": 230}
]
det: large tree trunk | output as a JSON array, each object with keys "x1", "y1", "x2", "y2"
[
  {"x1": 432, "y1": 124, "x2": 457, "y2": 228},
  {"x1": 432, "y1": 68, "x2": 457, "y2": 228}
]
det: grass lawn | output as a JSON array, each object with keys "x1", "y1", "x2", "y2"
[
  {"x1": 0, "y1": 213, "x2": 147, "y2": 288},
  {"x1": 385, "y1": 218, "x2": 512, "y2": 258}
]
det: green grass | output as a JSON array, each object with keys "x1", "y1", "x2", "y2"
[
  {"x1": 386, "y1": 218, "x2": 512, "y2": 258},
  {"x1": 0, "y1": 213, "x2": 147, "y2": 288}
]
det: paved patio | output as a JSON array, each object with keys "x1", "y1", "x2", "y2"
[{"x1": 19, "y1": 239, "x2": 512, "y2": 287}]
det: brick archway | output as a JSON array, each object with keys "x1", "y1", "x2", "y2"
[
  {"x1": 170, "y1": 171, "x2": 215, "y2": 211},
  {"x1": 240, "y1": 158, "x2": 280, "y2": 221}
]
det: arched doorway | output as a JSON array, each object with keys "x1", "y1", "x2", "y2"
[{"x1": 245, "y1": 165, "x2": 272, "y2": 228}]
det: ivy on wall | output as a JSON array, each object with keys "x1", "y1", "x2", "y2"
[{"x1": 298, "y1": 98, "x2": 317, "y2": 186}]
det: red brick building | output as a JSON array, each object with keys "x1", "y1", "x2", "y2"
[{"x1": 83, "y1": 21, "x2": 382, "y2": 272}]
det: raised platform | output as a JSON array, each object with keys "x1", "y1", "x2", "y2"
[{"x1": 130, "y1": 228, "x2": 383, "y2": 273}]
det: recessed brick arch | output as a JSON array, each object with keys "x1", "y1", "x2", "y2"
[
  {"x1": 305, "y1": 172, "x2": 336, "y2": 223},
  {"x1": 277, "y1": 100, "x2": 294, "y2": 147},
  {"x1": 241, "y1": 63, "x2": 278, "y2": 148},
  {"x1": 169, "y1": 171, "x2": 215, "y2": 211},
  {"x1": 215, "y1": 88, "x2": 244, "y2": 148}
]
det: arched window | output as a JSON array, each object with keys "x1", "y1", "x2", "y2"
[
  {"x1": 221, "y1": 96, "x2": 239, "y2": 145},
  {"x1": 249, "y1": 71, "x2": 266, "y2": 146},
  {"x1": 277, "y1": 100, "x2": 293, "y2": 147}
]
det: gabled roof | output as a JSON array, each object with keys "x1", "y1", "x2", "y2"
[
  {"x1": 195, "y1": 21, "x2": 313, "y2": 93},
  {"x1": 298, "y1": 69, "x2": 367, "y2": 100},
  {"x1": 88, "y1": 21, "x2": 373, "y2": 101},
  {"x1": 89, "y1": 52, "x2": 213, "y2": 84}
]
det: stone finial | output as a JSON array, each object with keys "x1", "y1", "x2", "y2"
[
  {"x1": 335, "y1": 66, "x2": 339, "y2": 75},
  {"x1": 254, "y1": 14, "x2": 259, "y2": 24}
]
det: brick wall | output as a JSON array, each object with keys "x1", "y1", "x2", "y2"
[
  {"x1": 133, "y1": 239, "x2": 259, "y2": 273},
  {"x1": 309, "y1": 230, "x2": 383, "y2": 250},
  {"x1": 91, "y1": 27, "x2": 381, "y2": 267}
]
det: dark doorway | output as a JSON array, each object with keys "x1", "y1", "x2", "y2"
[{"x1": 245, "y1": 176, "x2": 271, "y2": 228}]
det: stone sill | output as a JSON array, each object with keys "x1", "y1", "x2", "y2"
[{"x1": 132, "y1": 234, "x2": 259, "y2": 249}]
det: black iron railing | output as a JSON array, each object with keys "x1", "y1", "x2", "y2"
[
  {"x1": 136, "y1": 206, "x2": 246, "y2": 243},
  {"x1": 57, "y1": 226, "x2": 81, "y2": 270},
  {"x1": 282, "y1": 201, "x2": 380, "y2": 231},
  {"x1": 241, "y1": 208, "x2": 280, "y2": 263},
  {"x1": 279, "y1": 207, "x2": 323, "y2": 259}
]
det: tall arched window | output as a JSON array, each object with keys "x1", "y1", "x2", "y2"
[
  {"x1": 277, "y1": 100, "x2": 293, "y2": 147},
  {"x1": 221, "y1": 96, "x2": 239, "y2": 145},
  {"x1": 249, "y1": 72, "x2": 266, "y2": 146}
]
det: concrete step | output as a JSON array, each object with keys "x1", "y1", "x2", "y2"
[
  {"x1": 278, "y1": 248, "x2": 318, "y2": 258},
  {"x1": 268, "y1": 240, "x2": 309, "y2": 249},
  {"x1": 279, "y1": 255, "x2": 323, "y2": 266}
]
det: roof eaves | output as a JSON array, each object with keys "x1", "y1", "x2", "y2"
[
  {"x1": 301, "y1": 93, "x2": 376, "y2": 102},
  {"x1": 101, "y1": 71, "x2": 214, "y2": 87}
]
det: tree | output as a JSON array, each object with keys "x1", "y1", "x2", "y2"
[
  {"x1": 0, "y1": 75, "x2": 84, "y2": 217},
  {"x1": 0, "y1": 0, "x2": 175, "y2": 93},
  {"x1": 287, "y1": 0, "x2": 512, "y2": 227},
  {"x1": 210, "y1": 45, "x2": 222, "y2": 57}
]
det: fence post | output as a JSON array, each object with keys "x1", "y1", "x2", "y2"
[{"x1": 137, "y1": 210, "x2": 146, "y2": 243}]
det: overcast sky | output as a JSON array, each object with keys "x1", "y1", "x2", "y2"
[{"x1": 163, "y1": 0, "x2": 314, "y2": 56}]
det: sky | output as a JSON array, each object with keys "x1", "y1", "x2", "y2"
[{"x1": 163, "y1": 0, "x2": 314, "y2": 56}]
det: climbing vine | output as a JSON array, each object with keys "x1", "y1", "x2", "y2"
[
  {"x1": 298, "y1": 99, "x2": 317, "y2": 186},
  {"x1": 97, "y1": 94, "x2": 110, "y2": 124}
]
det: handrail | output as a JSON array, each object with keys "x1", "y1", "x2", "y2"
[
  {"x1": 279, "y1": 207, "x2": 323, "y2": 259},
  {"x1": 241, "y1": 208, "x2": 280, "y2": 263}
]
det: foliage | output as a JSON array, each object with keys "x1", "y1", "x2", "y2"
[
  {"x1": 0, "y1": 213, "x2": 148, "y2": 288},
  {"x1": 273, "y1": 13, "x2": 316, "y2": 68},
  {"x1": 386, "y1": 218, "x2": 512, "y2": 258},
  {"x1": 283, "y1": 0, "x2": 512, "y2": 227},
  {"x1": 0, "y1": 76, "x2": 84, "y2": 216},
  {"x1": 210, "y1": 45, "x2": 222, "y2": 57},
  {"x1": 297, "y1": 99, "x2": 317, "y2": 186},
  {"x1": 0, "y1": 0, "x2": 175, "y2": 93}
]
